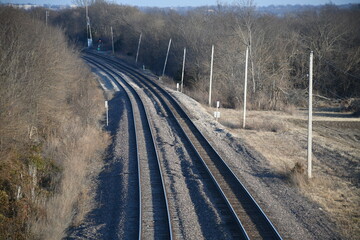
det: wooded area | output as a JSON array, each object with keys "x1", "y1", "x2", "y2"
[{"x1": 49, "y1": 1, "x2": 360, "y2": 109}]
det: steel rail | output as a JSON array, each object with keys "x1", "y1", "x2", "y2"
[
  {"x1": 84, "y1": 57, "x2": 173, "y2": 240},
  {"x1": 85, "y1": 53, "x2": 248, "y2": 239},
  {"x1": 85, "y1": 51, "x2": 283, "y2": 240}
]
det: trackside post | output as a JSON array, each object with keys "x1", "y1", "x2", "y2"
[
  {"x1": 105, "y1": 100, "x2": 109, "y2": 126},
  {"x1": 181, "y1": 47, "x2": 186, "y2": 93},
  {"x1": 162, "y1": 38, "x2": 172, "y2": 76},
  {"x1": 308, "y1": 51, "x2": 313, "y2": 179},
  {"x1": 243, "y1": 46, "x2": 249, "y2": 129},
  {"x1": 209, "y1": 45, "x2": 214, "y2": 107}
]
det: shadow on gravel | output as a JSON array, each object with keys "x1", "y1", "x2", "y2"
[
  {"x1": 66, "y1": 91, "x2": 139, "y2": 240},
  {"x1": 174, "y1": 133, "x2": 233, "y2": 239}
]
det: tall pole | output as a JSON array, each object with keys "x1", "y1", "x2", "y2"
[
  {"x1": 208, "y1": 45, "x2": 214, "y2": 107},
  {"x1": 308, "y1": 51, "x2": 313, "y2": 179},
  {"x1": 86, "y1": 0, "x2": 92, "y2": 47},
  {"x1": 162, "y1": 38, "x2": 172, "y2": 76},
  {"x1": 45, "y1": 11, "x2": 49, "y2": 26},
  {"x1": 111, "y1": 26, "x2": 114, "y2": 55},
  {"x1": 85, "y1": 0, "x2": 88, "y2": 19},
  {"x1": 181, "y1": 47, "x2": 186, "y2": 93},
  {"x1": 243, "y1": 46, "x2": 249, "y2": 129},
  {"x1": 86, "y1": 0, "x2": 88, "y2": 39},
  {"x1": 135, "y1": 33, "x2": 142, "y2": 64}
]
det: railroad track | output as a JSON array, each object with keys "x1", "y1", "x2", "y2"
[
  {"x1": 85, "y1": 57, "x2": 173, "y2": 240},
  {"x1": 84, "y1": 51, "x2": 283, "y2": 240}
]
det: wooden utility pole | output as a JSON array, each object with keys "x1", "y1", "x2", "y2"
[
  {"x1": 162, "y1": 38, "x2": 172, "y2": 76},
  {"x1": 308, "y1": 51, "x2": 313, "y2": 179},
  {"x1": 111, "y1": 26, "x2": 114, "y2": 55},
  {"x1": 181, "y1": 47, "x2": 186, "y2": 93},
  {"x1": 209, "y1": 45, "x2": 214, "y2": 107},
  {"x1": 135, "y1": 33, "x2": 142, "y2": 64},
  {"x1": 243, "y1": 46, "x2": 249, "y2": 129}
]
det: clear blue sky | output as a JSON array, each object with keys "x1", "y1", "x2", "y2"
[{"x1": 3, "y1": 0, "x2": 360, "y2": 7}]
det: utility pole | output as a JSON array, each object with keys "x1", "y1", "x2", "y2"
[
  {"x1": 135, "y1": 33, "x2": 142, "y2": 64},
  {"x1": 308, "y1": 51, "x2": 314, "y2": 179},
  {"x1": 45, "y1": 11, "x2": 49, "y2": 26},
  {"x1": 243, "y1": 46, "x2": 249, "y2": 129},
  {"x1": 86, "y1": 0, "x2": 93, "y2": 48},
  {"x1": 208, "y1": 45, "x2": 214, "y2": 107},
  {"x1": 181, "y1": 47, "x2": 186, "y2": 93},
  {"x1": 111, "y1": 26, "x2": 114, "y2": 55},
  {"x1": 162, "y1": 38, "x2": 172, "y2": 76}
]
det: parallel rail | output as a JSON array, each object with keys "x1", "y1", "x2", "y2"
[
  {"x1": 85, "y1": 51, "x2": 283, "y2": 240},
  {"x1": 85, "y1": 57, "x2": 173, "y2": 240}
]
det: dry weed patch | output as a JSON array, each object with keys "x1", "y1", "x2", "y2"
[
  {"x1": 0, "y1": 8, "x2": 109, "y2": 239},
  {"x1": 212, "y1": 108, "x2": 360, "y2": 239}
]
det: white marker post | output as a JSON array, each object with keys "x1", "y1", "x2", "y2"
[
  {"x1": 181, "y1": 47, "x2": 186, "y2": 93},
  {"x1": 162, "y1": 38, "x2": 172, "y2": 76},
  {"x1": 214, "y1": 101, "x2": 220, "y2": 122},
  {"x1": 308, "y1": 51, "x2": 313, "y2": 179},
  {"x1": 243, "y1": 46, "x2": 249, "y2": 129},
  {"x1": 105, "y1": 101, "x2": 109, "y2": 126},
  {"x1": 176, "y1": 83, "x2": 179, "y2": 92},
  {"x1": 135, "y1": 33, "x2": 142, "y2": 64},
  {"x1": 209, "y1": 45, "x2": 214, "y2": 107},
  {"x1": 111, "y1": 26, "x2": 114, "y2": 55}
]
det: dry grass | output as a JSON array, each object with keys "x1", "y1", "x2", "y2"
[
  {"x1": 31, "y1": 123, "x2": 109, "y2": 239},
  {"x1": 0, "y1": 8, "x2": 109, "y2": 239},
  {"x1": 210, "y1": 107, "x2": 360, "y2": 239},
  {"x1": 209, "y1": 108, "x2": 289, "y2": 133}
]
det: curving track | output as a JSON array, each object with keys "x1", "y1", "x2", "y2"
[
  {"x1": 85, "y1": 57, "x2": 173, "y2": 240},
  {"x1": 84, "y1": 51, "x2": 283, "y2": 240}
]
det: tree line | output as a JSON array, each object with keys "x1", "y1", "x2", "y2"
[{"x1": 48, "y1": 1, "x2": 360, "y2": 109}]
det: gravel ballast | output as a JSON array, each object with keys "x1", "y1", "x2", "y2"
[
  {"x1": 69, "y1": 57, "x2": 343, "y2": 239},
  {"x1": 168, "y1": 89, "x2": 342, "y2": 239}
]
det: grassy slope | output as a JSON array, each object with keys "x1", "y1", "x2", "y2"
[{"x1": 0, "y1": 7, "x2": 108, "y2": 239}]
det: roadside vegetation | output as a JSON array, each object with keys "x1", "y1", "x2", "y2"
[{"x1": 0, "y1": 7, "x2": 108, "y2": 239}]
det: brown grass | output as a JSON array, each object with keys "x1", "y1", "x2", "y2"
[
  {"x1": 213, "y1": 107, "x2": 360, "y2": 239},
  {"x1": 0, "y1": 7, "x2": 109, "y2": 239}
]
